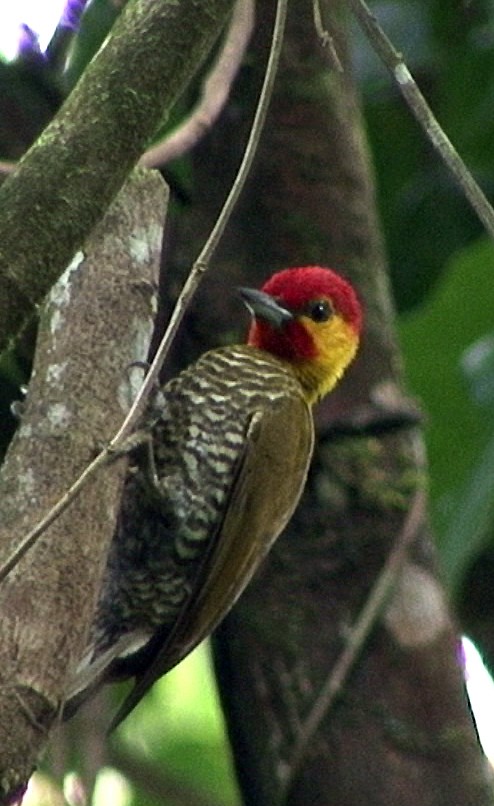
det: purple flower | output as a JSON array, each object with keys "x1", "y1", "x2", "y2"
[
  {"x1": 6, "y1": 782, "x2": 27, "y2": 806},
  {"x1": 60, "y1": 0, "x2": 89, "y2": 32},
  {"x1": 16, "y1": 24, "x2": 43, "y2": 60},
  {"x1": 457, "y1": 637, "x2": 467, "y2": 674}
]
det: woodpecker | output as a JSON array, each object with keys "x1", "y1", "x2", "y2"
[{"x1": 66, "y1": 265, "x2": 362, "y2": 727}]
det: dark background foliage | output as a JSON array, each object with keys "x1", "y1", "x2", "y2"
[{"x1": 2, "y1": 1, "x2": 494, "y2": 803}]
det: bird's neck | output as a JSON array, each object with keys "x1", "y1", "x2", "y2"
[{"x1": 287, "y1": 322, "x2": 359, "y2": 405}]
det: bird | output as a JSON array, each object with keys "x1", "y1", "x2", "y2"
[{"x1": 65, "y1": 265, "x2": 362, "y2": 728}]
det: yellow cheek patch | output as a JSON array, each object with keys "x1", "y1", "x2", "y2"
[{"x1": 292, "y1": 315, "x2": 359, "y2": 404}]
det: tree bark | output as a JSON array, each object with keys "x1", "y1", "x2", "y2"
[
  {"x1": 0, "y1": 0, "x2": 235, "y2": 355},
  {"x1": 210, "y1": 2, "x2": 493, "y2": 804},
  {"x1": 0, "y1": 170, "x2": 167, "y2": 802}
]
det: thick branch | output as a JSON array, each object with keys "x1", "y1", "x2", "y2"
[
  {"x1": 0, "y1": 0, "x2": 235, "y2": 354},
  {"x1": 0, "y1": 170, "x2": 167, "y2": 801},
  {"x1": 141, "y1": 0, "x2": 255, "y2": 168}
]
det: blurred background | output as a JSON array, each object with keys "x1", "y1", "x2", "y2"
[{"x1": 2, "y1": 1, "x2": 494, "y2": 804}]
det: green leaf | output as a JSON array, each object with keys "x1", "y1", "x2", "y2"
[
  {"x1": 399, "y1": 237, "x2": 494, "y2": 583},
  {"x1": 440, "y1": 433, "x2": 494, "y2": 593},
  {"x1": 461, "y1": 332, "x2": 494, "y2": 411}
]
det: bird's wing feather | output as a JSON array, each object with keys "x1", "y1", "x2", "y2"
[{"x1": 108, "y1": 394, "x2": 313, "y2": 730}]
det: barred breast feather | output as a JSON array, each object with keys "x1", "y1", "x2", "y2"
[{"x1": 66, "y1": 345, "x2": 314, "y2": 726}]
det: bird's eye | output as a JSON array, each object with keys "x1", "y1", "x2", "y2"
[{"x1": 308, "y1": 299, "x2": 332, "y2": 323}]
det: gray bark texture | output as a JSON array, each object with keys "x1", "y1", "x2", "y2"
[
  {"x1": 0, "y1": 170, "x2": 167, "y2": 801},
  {"x1": 0, "y1": 0, "x2": 235, "y2": 354}
]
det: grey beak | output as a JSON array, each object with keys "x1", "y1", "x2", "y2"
[{"x1": 239, "y1": 287, "x2": 293, "y2": 328}]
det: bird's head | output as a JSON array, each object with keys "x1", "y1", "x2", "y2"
[{"x1": 241, "y1": 266, "x2": 362, "y2": 405}]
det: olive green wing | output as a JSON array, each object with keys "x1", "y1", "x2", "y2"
[{"x1": 109, "y1": 393, "x2": 314, "y2": 730}]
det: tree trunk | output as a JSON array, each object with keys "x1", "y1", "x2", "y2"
[
  {"x1": 0, "y1": 171, "x2": 166, "y2": 801},
  {"x1": 209, "y1": 2, "x2": 493, "y2": 804}
]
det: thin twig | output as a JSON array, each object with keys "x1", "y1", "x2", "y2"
[
  {"x1": 108, "y1": 746, "x2": 220, "y2": 806},
  {"x1": 0, "y1": 0, "x2": 288, "y2": 583},
  {"x1": 140, "y1": 0, "x2": 255, "y2": 168},
  {"x1": 312, "y1": 0, "x2": 343, "y2": 72},
  {"x1": 110, "y1": 0, "x2": 287, "y2": 443},
  {"x1": 282, "y1": 488, "x2": 426, "y2": 795},
  {"x1": 346, "y1": 0, "x2": 494, "y2": 240},
  {"x1": 0, "y1": 450, "x2": 115, "y2": 584}
]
